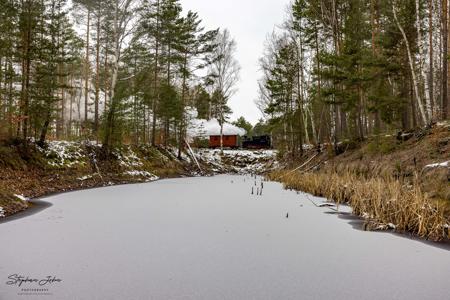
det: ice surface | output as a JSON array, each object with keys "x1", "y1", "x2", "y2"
[{"x1": 1, "y1": 175, "x2": 449, "y2": 300}]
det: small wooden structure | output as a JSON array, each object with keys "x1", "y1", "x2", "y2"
[{"x1": 209, "y1": 135, "x2": 239, "y2": 149}]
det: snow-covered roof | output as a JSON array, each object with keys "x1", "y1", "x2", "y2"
[{"x1": 189, "y1": 118, "x2": 246, "y2": 137}]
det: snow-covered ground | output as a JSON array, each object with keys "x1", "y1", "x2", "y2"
[
  {"x1": 124, "y1": 170, "x2": 159, "y2": 181},
  {"x1": 424, "y1": 160, "x2": 449, "y2": 169},
  {"x1": 37, "y1": 141, "x2": 88, "y2": 168},
  {"x1": 1, "y1": 175, "x2": 449, "y2": 300},
  {"x1": 195, "y1": 149, "x2": 278, "y2": 174}
]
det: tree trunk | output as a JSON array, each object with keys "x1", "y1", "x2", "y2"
[
  {"x1": 447, "y1": 0, "x2": 450, "y2": 119},
  {"x1": 20, "y1": 1, "x2": 32, "y2": 139},
  {"x1": 429, "y1": 0, "x2": 434, "y2": 120},
  {"x1": 416, "y1": 0, "x2": 432, "y2": 121},
  {"x1": 151, "y1": 0, "x2": 160, "y2": 146},
  {"x1": 39, "y1": 110, "x2": 51, "y2": 146},
  {"x1": 442, "y1": 0, "x2": 448, "y2": 119},
  {"x1": 103, "y1": 1, "x2": 120, "y2": 150},
  {"x1": 178, "y1": 54, "x2": 188, "y2": 159},
  {"x1": 393, "y1": 3, "x2": 428, "y2": 125},
  {"x1": 94, "y1": 12, "x2": 101, "y2": 137},
  {"x1": 8, "y1": 61, "x2": 14, "y2": 137},
  {"x1": 104, "y1": 44, "x2": 109, "y2": 112},
  {"x1": 69, "y1": 73, "x2": 74, "y2": 137},
  {"x1": 84, "y1": 8, "x2": 91, "y2": 125}
]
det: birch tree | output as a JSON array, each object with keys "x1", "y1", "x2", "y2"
[
  {"x1": 103, "y1": 0, "x2": 137, "y2": 151},
  {"x1": 208, "y1": 29, "x2": 240, "y2": 152}
]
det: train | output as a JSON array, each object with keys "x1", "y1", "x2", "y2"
[
  {"x1": 242, "y1": 135, "x2": 272, "y2": 149},
  {"x1": 208, "y1": 135, "x2": 272, "y2": 149}
]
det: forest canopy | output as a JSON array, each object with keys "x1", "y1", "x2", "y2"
[
  {"x1": 0, "y1": 0, "x2": 240, "y2": 156},
  {"x1": 256, "y1": 0, "x2": 450, "y2": 157}
]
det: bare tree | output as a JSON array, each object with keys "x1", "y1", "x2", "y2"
[
  {"x1": 103, "y1": 0, "x2": 137, "y2": 151},
  {"x1": 208, "y1": 29, "x2": 240, "y2": 152},
  {"x1": 393, "y1": 1, "x2": 429, "y2": 125}
]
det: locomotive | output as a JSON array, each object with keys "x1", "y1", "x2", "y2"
[{"x1": 242, "y1": 135, "x2": 272, "y2": 149}]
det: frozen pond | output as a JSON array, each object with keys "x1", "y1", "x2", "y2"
[{"x1": 1, "y1": 175, "x2": 450, "y2": 300}]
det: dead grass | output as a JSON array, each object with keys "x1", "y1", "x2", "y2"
[{"x1": 269, "y1": 170, "x2": 449, "y2": 241}]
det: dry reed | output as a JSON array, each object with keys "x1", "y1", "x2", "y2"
[{"x1": 268, "y1": 170, "x2": 449, "y2": 241}]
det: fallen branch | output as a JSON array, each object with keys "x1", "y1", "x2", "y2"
[
  {"x1": 184, "y1": 139, "x2": 203, "y2": 174},
  {"x1": 278, "y1": 153, "x2": 319, "y2": 179}
]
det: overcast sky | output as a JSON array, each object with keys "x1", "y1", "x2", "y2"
[{"x1": 180, "y1": 0, "x2": 289, "y2": 125}]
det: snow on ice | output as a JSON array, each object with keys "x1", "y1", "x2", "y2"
[{"x1": 0, "y1": 176, "x2": 449, "y2": 300}]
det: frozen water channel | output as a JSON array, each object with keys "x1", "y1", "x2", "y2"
[{"x1": 1, "y1": 175, "x2": 450, "y2": 300}]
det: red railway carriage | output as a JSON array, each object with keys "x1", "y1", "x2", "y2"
[{"x1": 209, "y1": 135, "x2": 239, "y2": 149}]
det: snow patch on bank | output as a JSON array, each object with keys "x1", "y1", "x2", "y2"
[
  {"x1": 424, "y1": 161, "x2": 449, "y2": 169},
  {"x1": 14, "y1": 194, "x2": 29, "y2": 201},
  {"x1": 77, "y1": 175, "x2": 93, "y2": 181},
  {"x1": 37, "y1": 141, "x2": 88, "y2": 167},
  {"x1": 195, "y1": 149, "x2": 278, "y2": 174},
  {"x1": 114, "y1": 148, "x2": 143, "y2": 168},
  {"x1": 125, "y1": 171, "x2": 159, "y2": 181},
  {"x1": 0, "y1": 207, "x2": 5, "y2": 217}
]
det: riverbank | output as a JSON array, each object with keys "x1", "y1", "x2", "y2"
[
  {"x1": 270, "y1": 123, "x2": 450, "y2": 241},
  {"x1": 0, "y1": 140, "x2": 277, "y2": 219},
  {"x1": 0, "y1": 140, "x2": 196, "y2": 218}
]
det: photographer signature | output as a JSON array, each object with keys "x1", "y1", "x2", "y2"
[{"x1": 6, "y1": 274, "x2": 62, "y2": 287}]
